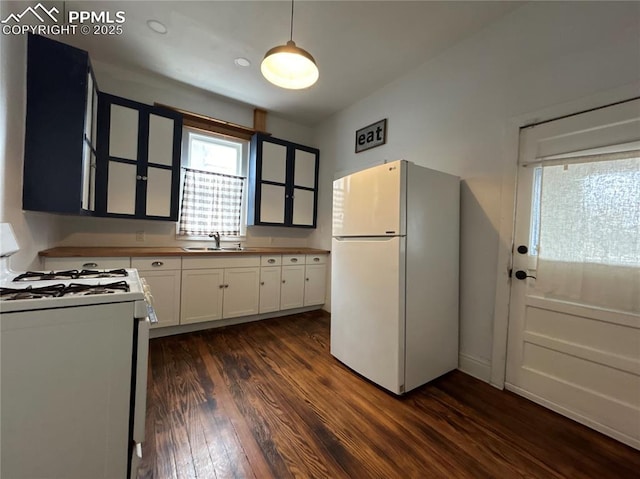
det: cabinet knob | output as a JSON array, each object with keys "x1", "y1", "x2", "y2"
[
  {"x1": 260, "y1": 281, "x2": 265, "y2": 286},
  {"x1": 142, "y1": 176, "x2": 148, "y2": 181},
  {"x1": 219, "y1": 284, "x2": 224, "y2": 289},
  {"x1": 83, "y1": 262, "x2": 98, "y2": 268},
  {"x1": 268, "y1": 259, "x2": 275, "y2": 264},
  {"x1": 151, "y1": 261, "x2": 164, "y2": 267},
  {"x1": 291, "y1": 258, "x2": 298, "y2": 263},
  {"x1": 136, "y1": 175, "x2": 142, "y2": 180},
  {"x1": 225, "y1": 284, "x2": 229, "y2": 288},
  {"x1": 282, "y1": 280, "x2": 286, "y2": 283},
  {"x1": 306, "y1": 278, "x2": 309, "y2": 281},
  {"x1": 313, "y1": 257, "x2": 320, "y2": 262}
]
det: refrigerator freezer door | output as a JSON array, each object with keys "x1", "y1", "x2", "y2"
[
  {"x1": 330, "y1": 236, "x2": 405, "y2": 394},
  {"x1": 332, "y1": 160, "x2": 405, "y2": 237}
]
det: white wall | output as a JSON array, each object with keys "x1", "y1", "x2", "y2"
[
  {"x1": 0, "y1": 8, "x2": 62, "y2": 271},
  {"x1": 56, "y1": 60, "x2": 317, "y2": 248},
  {"x1": 310, "y1": 1, "x2": 640, "y2": 382}
]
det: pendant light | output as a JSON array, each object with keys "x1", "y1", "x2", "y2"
[{"x1": 261, "y1": 0, "x2": 319, "y2": 89}]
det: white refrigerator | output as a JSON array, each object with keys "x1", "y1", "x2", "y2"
[{"x1": 331, "y1": 160, "x2": 459, "y2": 394}]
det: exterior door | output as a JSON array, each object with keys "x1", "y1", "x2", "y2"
[{"x1": 506, "y1": 98, "x2": 640, "y2": 449}]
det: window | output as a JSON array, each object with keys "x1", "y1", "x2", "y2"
[{"x1": 178, "y1": 129, "x2": 248, "y2": 239}]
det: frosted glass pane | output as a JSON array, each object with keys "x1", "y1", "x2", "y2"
[
  {"x1": 294, "y1": 149, "x2": 316, "y2": 188},
  {"x1": 262, "y1": 142, "x2": 287, "y2": 183},
  {"x1": 538, "y1": 158, "x2": 639, "y2": 266},
  {"x1": 148, "y1": 115, "x2": 174, "y2": 166},
  {"x1": 260, "y1": 184, "x2": 285, "y2": 223},
  {"x1": 535, "y1": 156, "x2": 640, "y2": 313},
  {"x1": 146, "y1": 167, "x2": 172, "y2": 217},
  {"x1": 109, "y1": 105, "x2": 138, "y2": 160},
  {"x1": 107, "y1": 161, "x2": 136, "y2": 215},
  {"x1": 292, "y1": 189, "x2": 314, "y2": 225}
]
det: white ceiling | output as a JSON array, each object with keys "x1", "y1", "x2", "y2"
[{"x1": 63, "y1": 1, "x2": 521, "y2": 125}]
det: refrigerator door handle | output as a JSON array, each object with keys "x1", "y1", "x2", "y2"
[{"x1": 333, "y1": 236, "x2": 402, "y2": 241}]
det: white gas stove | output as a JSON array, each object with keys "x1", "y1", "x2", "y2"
[
  {"x1": 0, "y1": 223, "x2": 151, "y2": 479},
  {"x1": 0, "y1": 266, "x2": 148, "y2": 314}
]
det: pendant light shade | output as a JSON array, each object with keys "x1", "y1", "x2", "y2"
[{"x1": 261, "y1": 1, "x2": 318, "y2": 89}]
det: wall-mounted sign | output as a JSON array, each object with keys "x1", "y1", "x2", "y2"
[{"x1": 355, "y1": 119, "x2": 387, "y2": 153}]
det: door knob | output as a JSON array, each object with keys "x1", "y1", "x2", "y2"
[
  {"x1": 514, "y1": 270, "x2": 536, "y2": 280},
  {"x1": 517, "y1": 245, "x2": 528, "y2": 254}
]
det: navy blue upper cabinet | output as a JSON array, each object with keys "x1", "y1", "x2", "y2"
[
  {"x1": 95, "y1": 93, "x2": 182, "y2": 221},
  {"x1": 23, "y1": 34, "x2": 98, "y2": 215},
  {"x1": 248, "y1": 133, "x2": 319, "y2": 228}
]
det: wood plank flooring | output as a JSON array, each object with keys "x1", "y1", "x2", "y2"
[{"x1": 138, "y1": 311, "x2": 640, "y2": 478}]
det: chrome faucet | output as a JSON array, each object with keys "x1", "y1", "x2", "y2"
[{"x1": 209, "y1": 231, "x2": 221, "y2": 249}]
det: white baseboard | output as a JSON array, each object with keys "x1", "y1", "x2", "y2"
[
  {"x1": 458, "y1": 353, "x2": 491, "y2": 382},
  {"x1": 150, "y1": 306, "x2": 324, "y2": 338}
]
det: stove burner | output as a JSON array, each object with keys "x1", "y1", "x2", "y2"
[
  {"x1": 0, "y1": 281, "x2": 130, "y2": 300},
  {"x1": 1, "y1": 284, "x2": 67, "y2": 300},
  {"x1": 13, "y1": 269, "x2": 129, "y2": 282},
  {"x1": 13, "y1": 270, "x2": 79, "y2": 282}
]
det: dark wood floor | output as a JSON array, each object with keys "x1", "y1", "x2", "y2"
[{"x1": 138, "y1": 311, "x2": 640, "y2": 479}]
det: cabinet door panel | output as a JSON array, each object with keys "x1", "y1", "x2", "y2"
[
  {"x1": 223, "y1": 267, "x2": 260, "y2": 319},
  {"x1": 261, "y1": 142, "x2": 287, "y2": 183},
  {"x1": 140, "y1": 270, "x2": 181, "y2": 328},
  {"x1": 109, "y1": 105, "x2": 139, "y2": 160},
  {"x1": 280, "y1": 265, "x2": 305, "y2": 310},
  {"x1": 292, "y1": 188, "x2": 315, "y2": 226},
  {"x1": 107, "y1": 161, "x2": 137, "y2": 215},
  {"x1": 145, "y1": 167, "x2": 172, "y2": 217},
  {"x1": 304, "y1": 263, "x2": 327, "y2": 306},
  {"x1": 260, "y1": 267, "x2": 281, "y2": 313},
  {"x1": 148, "y1": 114, "x2": 174, "y2": 166},
  {"x1": 294, "y1": 149, "x2": 316, "y2": 188},
  {"x1": 181, "y1": 269, "x2": 224, "y2": 324},
  {"x1": 260, "y1": 184, "x2": 286, "y2": 223}
]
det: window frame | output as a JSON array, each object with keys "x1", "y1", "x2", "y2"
[{"x1": 176, "y1": 127, "x2": 249, "y2": 242}]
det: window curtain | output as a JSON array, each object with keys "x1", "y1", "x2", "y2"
[
  {"x1": 534, "y1": 156, "x2": 640, "y2": 313},
  {"x1": 178, "y1": 168, "x2": 245, "y2": 236}
]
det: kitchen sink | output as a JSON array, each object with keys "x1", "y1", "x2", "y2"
[{"x1": 182, "y1": 246, "x2": 244, "y2": 252}]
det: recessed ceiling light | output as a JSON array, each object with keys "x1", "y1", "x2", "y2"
[
  {"x1": 234, "y1": 57, "x2": 251, "y2": 67},
  {"x1": 146, "y1": 19, "x2": 167, "y2": 34}
]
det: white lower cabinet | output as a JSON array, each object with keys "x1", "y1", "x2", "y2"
[
  {"x1": 180, "y1": 268, "x2": 224, "y2": 324},
  {"x1": 222, "y1": 267, "x2": 260, "y2": 318},
  {"x1": 132, "y1": 257, "x2": 181, "y2": 328},
  {"x1": 259, "y1": 266, "x2": 282, "y2": 313},
  {"x1": 280, "y1": 265, "x2": 305, "y2": 310},
  {"x1": 304, "y1": 263, "x2": 327, "y2": 306},
  {"x1": 43, "y1": 252, "x2": 327, "y2": 329},
  {"x1": 180, "y1": 256, "x2": 261, "y2": 325}
]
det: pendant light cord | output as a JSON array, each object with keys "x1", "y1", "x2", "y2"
[{"x1": 289, "y1": 0, "x2": 294, "y2": 41}]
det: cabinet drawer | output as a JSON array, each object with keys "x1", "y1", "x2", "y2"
[
  {"x1": 182, "y1": 255, "x2": 260, "y2": 270},
  {"x1": 261, "y1": 255, "x2": 282, "y2": 266},
  {"x1": 131, "y1": 257, "x2": 181, "y2": 271},
  {"x1": 305, "y1": 254, "x2": 327, "y2": 265},
  {"x1": 282, "y1": 255, "x2": 305, "y2": 265},
  {"x1": 44, "y1": 257, "x2": 130, "y2": 271}
]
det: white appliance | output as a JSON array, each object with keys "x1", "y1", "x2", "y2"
[
  {"x1": 331, "y1": 160, "x2": 459, "y2": 394},
  {"x1": 0, "y1": 223, "x2": 154, "y2": 479}
]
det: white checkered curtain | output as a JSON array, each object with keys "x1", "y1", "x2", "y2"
[{"x1": 178, "y1": 168, "x2": 245, "y2": 236}]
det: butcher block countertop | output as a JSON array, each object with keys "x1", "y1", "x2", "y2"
[{"x1": 39, "y1": 246, "x2": 330, "y2": 258}]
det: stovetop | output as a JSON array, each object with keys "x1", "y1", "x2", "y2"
[
  {"x1": 12, "y1": 269, "x2": 129, "y2": 282},
  {"x1": 1, "y1": 281, "x2": 130, "y2": 301},
  {"x1": 0, "y1": 268, "x2": 145, "y2": 313}
]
